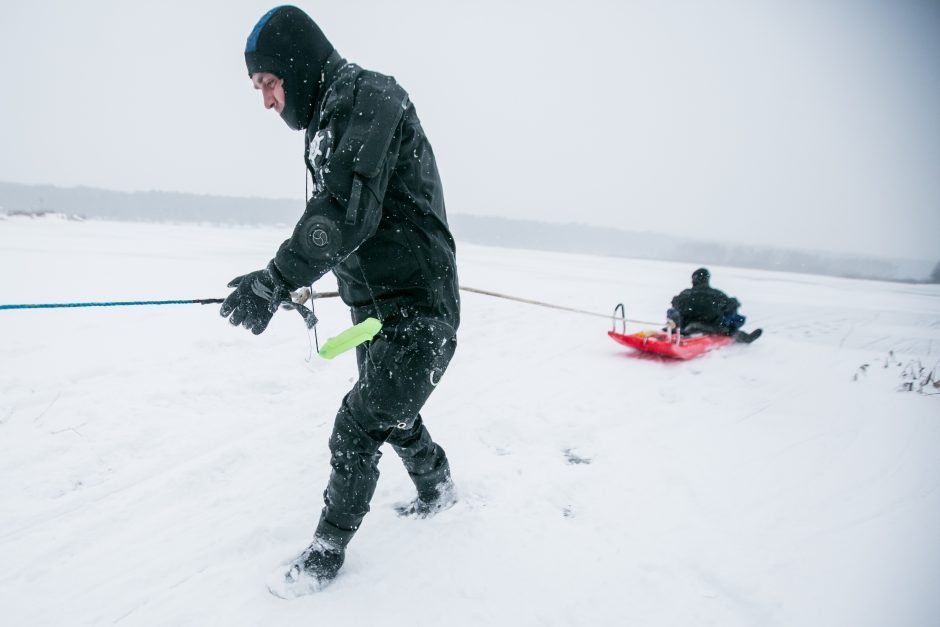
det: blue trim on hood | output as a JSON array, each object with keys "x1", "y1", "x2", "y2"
[{"x1": 246, "y1": 6, "x2": 286, "y2": 53}]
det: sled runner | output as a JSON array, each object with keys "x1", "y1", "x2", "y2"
[{"x1": 608, "y1": 303, "x2": 735, "y2": 360}]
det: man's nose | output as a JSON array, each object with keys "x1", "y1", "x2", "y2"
[{"x1": 263, "y1": 90, "x2": 276, "y2": 109}]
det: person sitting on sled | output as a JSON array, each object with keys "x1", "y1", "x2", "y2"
[{"x1": 666, "y1": 268, "x2": 762, "y2": 343}]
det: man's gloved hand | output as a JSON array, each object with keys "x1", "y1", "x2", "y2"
[{"x1": 220, "y1": 261, "x2": 292, "y2": 335}]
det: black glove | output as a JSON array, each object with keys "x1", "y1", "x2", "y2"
[{"x1": 220, "y1": 262, "x2": 292, "y2": 335}]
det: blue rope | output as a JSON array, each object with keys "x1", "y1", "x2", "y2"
[{"x1": 0, "y1": 299, "x2": 224, "y2": 311}]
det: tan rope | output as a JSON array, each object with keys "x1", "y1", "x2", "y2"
[
  {"x1": 309, "y1": 286, "x2": 659, "y2": 327},
  {"x1": 458, "y1": 286, "x2": 659, "y2": 326}
]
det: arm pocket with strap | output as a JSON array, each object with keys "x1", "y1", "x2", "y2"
[{"x1": 323, "y1": 78, "x2": 410, "y2": 227}]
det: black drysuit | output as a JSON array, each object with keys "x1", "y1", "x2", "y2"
[
  {"x1": 272, "y1": 52, "x2": 460, "y2": 544},
  {"x1": 670, "y1": 285, "x2": 741, "y2": 335}
]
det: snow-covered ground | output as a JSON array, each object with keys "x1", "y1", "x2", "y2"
[{"x1": 1, "y1": 216, "x2": 938, "y2": 627}]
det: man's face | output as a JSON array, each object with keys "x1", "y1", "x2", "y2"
[{"x1": 251, "y1": 72, "x2": 285, "y2": 114}]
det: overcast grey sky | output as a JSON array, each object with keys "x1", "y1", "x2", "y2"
[{"x1": 1, "y1": 0, "x2": 938, "y2": 259}]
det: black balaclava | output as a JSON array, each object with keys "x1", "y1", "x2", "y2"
[
  {"x1": 245, "y1": 5, "x2": 334, "y2": 131},
  {"x1": 691, "y1": 267, "x2": 710, "y2": 288}
]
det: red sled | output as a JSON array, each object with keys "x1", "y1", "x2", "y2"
[
  {"x1": 608, "y1": 329, "x2": 735, "y2": 360},
  {"x1": 608, "y1": 303, "x2": 735, "y2": 360}
]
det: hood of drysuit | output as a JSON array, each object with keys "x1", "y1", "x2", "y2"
[
  {"x1": 691, "y1": 267, "x2": 711, "y2": 288},
  {"x1": 244, "y1": 5, "x2": 335, "y2": 131}
]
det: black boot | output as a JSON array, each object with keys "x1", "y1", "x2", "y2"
[
  {"x1": 290, "y1": 537, "x2": 344, "y2": 584},
  {"x1": 267, "y1": 518, "x2": 355, "y2": 598},
  {"x1": 395, "y1": 475, "x2": 458, "y2": 519},
  {"x1": 734, "y1": 328, "x2": 763, "y2": 344}
]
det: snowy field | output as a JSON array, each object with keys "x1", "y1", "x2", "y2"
[{"x1": 1, "y1": 216, "x2": 938, "y2": 627}]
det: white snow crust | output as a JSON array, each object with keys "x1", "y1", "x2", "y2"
[{"x1": 1, "y1": 217, "x2": 938, "y2": 626}]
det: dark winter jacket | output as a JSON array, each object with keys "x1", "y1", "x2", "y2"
[
  {"x1": 670, "y1": 285, "x2": 740, "y2": 330},
  {"x1": 271, "y1": 52, "x2": 460, "y2": 328}
]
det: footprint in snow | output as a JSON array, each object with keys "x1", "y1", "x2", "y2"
[{"x1": 563, "y1": 448, "x2": 592, "y2": 465}]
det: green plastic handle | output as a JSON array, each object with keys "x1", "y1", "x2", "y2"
[{"x1": 318, "y1": 317, "x2": 383, "y2": 360}]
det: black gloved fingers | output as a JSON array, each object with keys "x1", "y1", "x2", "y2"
[
  {"x1": 229, "y1": 302, "x2": 249, "y2": 327},
  {"x1": 250, "y1": 315, "x2": 271, "y2": 335},
  {"x1": 227, "y1": 274, "x2": 248, "y2": 289},
  {"x1": 220, "y1": 290, "x2": 241, "y2": 317},
  {"x1": 247, "y1": 299, "x2": 274, "y2": 334}
]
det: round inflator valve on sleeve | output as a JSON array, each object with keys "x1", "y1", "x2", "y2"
[{"x1": 297, "y1": 214, "x2": 342, "y2": 260}]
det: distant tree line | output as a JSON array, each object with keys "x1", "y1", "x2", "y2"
[{"x1": 1, "y1": 180, "x2": 935, "y2": 284}]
